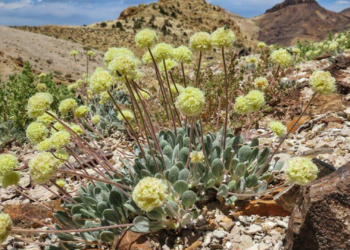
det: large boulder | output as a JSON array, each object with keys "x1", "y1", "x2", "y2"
[{"x1": 286, "y1": 162, "x2": 350, "y2": 250}]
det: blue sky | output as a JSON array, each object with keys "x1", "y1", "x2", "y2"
[{"x1": 0, "y1": 0, "x2": 349, "y2": 26}]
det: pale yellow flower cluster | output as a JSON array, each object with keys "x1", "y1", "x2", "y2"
[
  {"x1": 286, "y1": 157, "x2": 319, "y2": 185},
  {"x1": 176, "y1": 87, "x2": 205, "y2": 117},
  {"x1": 190, "y1": 151, "x2": 204, "y2": 163},
  {"x1": 309, "y1": 70, "x2": 336, "y2": 95},
  {"x1": 269, "y1": 121, "x2": 286, "y2": 138},
  {"x1": 132, "y1": 177, "x2": 168, "y2": 212},
  {"x1": 0, "y1": 213, "x2": 12, "y2": 243},
  {"x1": 29, "y1": 152, "x2": 59, "y2": 184}
]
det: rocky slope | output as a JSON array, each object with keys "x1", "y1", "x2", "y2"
[
  {"x1": 0, "y1": 26, "x2": 103, "y2": 83},
  {"x1": 340, "y1": 7, "x2": 350, "y2": 18},
  {"x1": 254, "y1": 0, "x2": 350, "y2": 46},
  {"x1": 15, "y1": 0, "x2": 253, "y2": 55}
]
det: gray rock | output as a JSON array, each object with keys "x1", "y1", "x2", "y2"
[
  {"x1": 213, "y1": 230, "x2": 227, "y2": 239},
  {"x1": 244, "y1": 225, "x2": 262, "y2": 235}
]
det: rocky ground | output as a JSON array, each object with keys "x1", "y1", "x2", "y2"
[{"x1": 1, "y1": 54, "x2": 350, "y2": 249}]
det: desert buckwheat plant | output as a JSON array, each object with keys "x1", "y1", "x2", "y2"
[{"x1": 0, "y1": 26, "x2": 337, "y2": 249}]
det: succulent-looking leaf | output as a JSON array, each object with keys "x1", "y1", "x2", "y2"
[
  {"x1": 182, "y1": 190, "x2": 197, "y2": 209},
  {"x1": 211, "y1": 158, "x2": 224, "y2": 178},
  {"x1": 245, "y1": 175, "x2": 258, "y2": 188},
  {"x1": 100, "y1": 231, "x2": 115, "y2": 243},
  {"x1": 133, "y1": 216, "x2": 150, "y2": 233},
  {"x1": 173, "y1": 180, "x2": 188, "y2": 196},
  {"x1": 217, "y1": 184, "x2": 229, "y2": 198},
  {"x1": 168, "y1": 166, "x2": 180, "y2": 184}
]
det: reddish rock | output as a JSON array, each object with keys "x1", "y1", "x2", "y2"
[
  {"x1": 287, "y1": 116, "x2": 311, "y2": 133},
  {"x1": 286, "y1": 162, "x2": 350, "y2": 250},
  {"x1": 114, "y1": 231, "x2": 153, "y2": 250},
  {"x1": 234, "y1": 199, "x2": 290, "y2": 217}
]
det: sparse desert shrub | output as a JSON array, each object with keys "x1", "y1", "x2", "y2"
[
  {"x1": 100, "y1": 22, "x2": 107, "y2": 28},
  {"x1": 0, "y1": 62, "x2": 74, "y2": 148}
]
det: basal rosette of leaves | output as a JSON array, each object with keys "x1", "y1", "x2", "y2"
[{"x1": 45, "y1": 123, "x2": 283, "y2": 249}]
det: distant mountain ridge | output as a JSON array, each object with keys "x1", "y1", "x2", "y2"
[
  {"x1": 266, "y1": 0, "x2": 318, "y2": 13},
  {"x1": 254, "y1": 0, "x2": 350, "y2": 46},
  {"x1": 340, "y1": 7, "x2": 350, "y2": 18},
  {"x1": 11, "y1": 0, "x2": 350, "y2": 51}
]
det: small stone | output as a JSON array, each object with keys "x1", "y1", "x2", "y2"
[
  {"x1": 246, "y1": 244, "x2": 259, "y2": 250},
  {"x1": 277, "y1": 220, "x2": 288, "y2": 229},
  {"x1": 219, "y1": 218, "x2": 235, "y2": 231},
  {"x1": 263, "y1": 221, "x2": 277, "y2": 229},
  {"x1": 244, "y1": 225, "x2": 262, "y2": 235},
  {"x1": 240, "y1": 234, "x2": 254, "y2": 249},
  {"x1": 203, "y1": 233, "x2": 213, "y2": 247},
  {"x1": 213, "y1": 230, "x2": 227, "y2": 239}
]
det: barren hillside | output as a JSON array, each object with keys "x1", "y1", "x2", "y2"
[
  {"x1": 340, "y1": 7, "x2": 350, "y2": 18},
  {"x1": 254, "y1": 0, "x2": 350, "y2": 46},
  {"x1": 0, "y1": 26, "x2": 103, "y2": 83},
  {"x1": 15, "y1": 0, "x2": 254, "y2": 55}
]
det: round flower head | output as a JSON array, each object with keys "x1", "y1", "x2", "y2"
[
  {"x1": 132, "y1": 177, "x2": 168, "y2": 212},
  {"x1": 142, "y1": 51, "x2": 153, "y2": 64},
  {"x1": 286, "y1": 157, "x2": 319, "y2": 185},
  {"x1": 292, "y1": 47, "x2": 300, "y2": 54},
  {"x1": 99, "y1": 91, "x2": 111, "y2": 104},
  {"x1": 329, "y1": 42, "x2": 338, "y2": 51},
  {"x1": 176, "y1": 87, "x2": 205, "y2": 117},
  {"x1": 245, "y1": 55, "x2": 260, "y2": 67},
  {"x1": 55, "y1": 150, "x2": 70, "y2": 164},
  {"x1": 0, "y1": 213, "x2": 12, "y2": 243},
  {"x1": 190, "y1": 32, "x2": 212, "y2": 51},
  {"x1": 56, "y1": 179, "x2": 66, "y2": 188},
  {"x1": 36, "y1": 138, "x2": 51, "y2": 151},
  {"x1": 70, "y1": 124, "x2": 84, "y2": 135},
  {"x1": 245, "y1": 90, "x2": 265, "y2": 112},
  {"x1": 211, "y1": 27, "x2": 236, "y2": 48},
  {"x1": 59, "y1": 98, "x2": 78, "y2": 116},
  {"x1": 271, "y1": 49, "x2": 293, "y2": 68},
  {"x1": 29, "y1": 152, "x2": 59, "y2": 184},
  {"x1": 135, "y1": 29, "x2": 158, "y2": 49},
  {"x1": 269, "y1": 121, "x2": 286, "y2": 138},
  {"x1": 253, "y1": 77, "x2": 269, "y2": 90},
  {"x1": 50, "y1": 131, "x2": 71, "y2": 149},
  {"x1": 36, "y1": 83, "x2": 47, "y2": 91},
  {"x1": 91, "y1": 115, "x2": 101, "y2": 125},
  {"x1": 37, "y1": 112, "x2": 57, "y2": 126},
  {"x1": 104, "y1": 47, "x2": 135, "y2": 66},
  {"x1": 159, "y1": 59, "x2": 178, "y2": 72},
  {"x1": 152, "y1": 43, "x2": 174, "y2": 62},
  {"x1": 305, "y1": 51, "x2": 312, "y2": 58},
  {"x1": 39, "y1": 73, "x2": 47, "y2": 78},
  {"x1": 2, "y1": 171, "x2": 21, "y2": 188},
  {"x1": 173, "y1": 46, "x2": 193, "y2": 64},
  {"x1": 258, "y1": 42, "x2": 266, "y2": 49},
  {"x1": 51, "y1": 122, "x2": 67, "y2": 133},
  {"x1": 74, "y1": 105, "x2": 90, "y2": 118},
  {"x1": 90, "y1": 68, "x2": 114, "y2": 94},
  {"x1": 234, "y1": 96, "x2": 249, "y2": 115},
  {"x1": 88, "y1": 50, "x2": 95, "y2": 57},
  {"x1": 26, "y1": 122, "x2": 49, "y2": 144},
  {"x1": 190, "y1": 151, "x2": 204, "y2": 163},
  {"x1": 118, "y1": 110, "x2": 134, "y2": 121},
  {"x1": 108, "y1": 54, "x2": 138, "y2": 78},
  {"x1": 68, "y1": 83, "x2": 78, "y2": 91},
  {"x1": 70, "y1": 50, "x2": 79, "y2": 56},
  {"x1": 0, "y1": 154, "x2": 18, "y2": 179},
  {"x1": 27, "y1": 92, "x2": 53, "y2": 118},
  {"x1": 134, "y1": 89, "x2": 151, "y2": 101},
  {"x1": 309, "y1": 70, "x2": 336, "y2": 95},
  {"x1": 170, "y1": 84, "x2": 185, "y2": 95}
]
